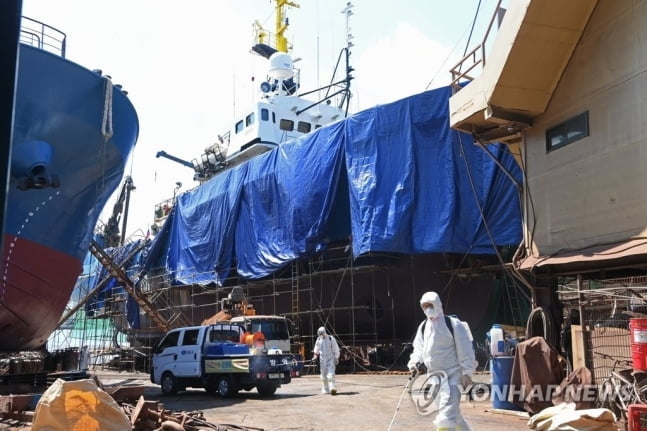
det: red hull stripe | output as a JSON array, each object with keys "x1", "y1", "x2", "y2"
[{"x1": 1, "y1": 233, "x2": 81, "y2": 350}]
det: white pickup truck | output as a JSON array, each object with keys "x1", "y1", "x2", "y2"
[{"x1": 151, "y1": 323, "x2": 298, "y2": 397}]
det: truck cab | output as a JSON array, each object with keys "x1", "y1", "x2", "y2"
[
  {"x1": 151, "y1": 323, "x2": 296, "y2": 397},
  {"x1": 230, "y1": 315, "x2": 291, "y2": 353}
]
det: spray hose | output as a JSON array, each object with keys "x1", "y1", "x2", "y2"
[{"x1": 387, "y1": 371, "x2": 417, "y2": 431}]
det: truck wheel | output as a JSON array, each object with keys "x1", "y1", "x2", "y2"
[
  {"x1": 205, "y1": 379, "x2": 219, "y2": 396},
  {"x1": 257, "y1": 382, "x2": 277, "y2": 397},
  {"x1": 161, "y1": 371, "x2": 178, "y2": 395},
  {"x1": 217, "y1": 376, "x2": 236, "y2": 397}
]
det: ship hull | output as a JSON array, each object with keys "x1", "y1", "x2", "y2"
[
  {"x1": 1, "y1": 44, "x2": 139, "y2": 350},
  {"x1": 1, "y1": 233, "x2": 80, "y2": 349}
]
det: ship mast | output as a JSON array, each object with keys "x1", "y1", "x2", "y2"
[
  {"x1": 254, "y1": 0, "x2": 299, "y2": 54},
  {"x1": 275, "y1": 0, "x2": 300, "y2": 53}
]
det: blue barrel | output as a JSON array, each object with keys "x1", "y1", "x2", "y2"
[{"x1": 491, "y1": 356, "x2": 523, "y2": 411}]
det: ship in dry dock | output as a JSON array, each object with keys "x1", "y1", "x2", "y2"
[
  {"x1": 2, "y1": 16, "x2": 138, "y2": 353},
  {"x1": 9, "y1": 0, "x2": 647, "y2": 425},
  {"x1": 62, "y1": 0, "x2": 525, "y2": 371}
]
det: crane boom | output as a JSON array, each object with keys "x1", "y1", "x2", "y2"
[{"x1": 155, "y1": 150, "x2": 195, "y2": 169}]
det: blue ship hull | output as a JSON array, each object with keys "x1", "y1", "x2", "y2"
[{"x1": 1, "y1": 43, "x2": 139, "y2": 350}]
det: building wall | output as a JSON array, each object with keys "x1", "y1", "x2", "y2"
[{"x1": 524, "y1": 0, "x2": 647, "y2": 256}]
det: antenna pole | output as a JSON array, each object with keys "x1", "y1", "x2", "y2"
[{"x1": 341, "y1": 2, "x2": 354, "y2": 114}]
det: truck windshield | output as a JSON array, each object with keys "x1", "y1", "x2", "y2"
[{"x1": 251, "y1": 321, "x2": 289, "y2": 339}]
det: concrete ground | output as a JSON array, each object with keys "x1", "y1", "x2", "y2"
[{"x1": 98, "y1": 371, "x2": 532, "y2": 431}]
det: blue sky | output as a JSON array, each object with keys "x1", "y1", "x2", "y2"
[{"x1": 20, "y1": 0, "x2": 501, "y2": 238}]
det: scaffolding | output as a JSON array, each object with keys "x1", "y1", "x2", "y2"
[
  {"x1": 58, "y1": 239, "x2": 528, "y2": 373},
  {"x1": 558, "y1": 275, "x2": 647, "y2": 384},
  {"x1": 47, "y1": 241, "x2": 151, "y2": 372},
  {"x1": 112, "y1": 243, "x2": 407, "y2": 371}
]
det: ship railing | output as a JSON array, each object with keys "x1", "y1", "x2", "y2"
[
  {"x1": 253, "y1": 21, "x2": 293, "y2": 54},
  {"x1": 20, "y1": 16, "x2": 67, "y2": 57},
  {"x1": 449, "y1": 0, "x2": 504, "y2": 93}
]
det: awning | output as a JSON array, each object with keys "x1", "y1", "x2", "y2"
[{"x1": 518, "y1": 238, "x2": 647, "y2": 273}]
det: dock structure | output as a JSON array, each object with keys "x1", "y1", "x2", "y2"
[
  {"x1": 48, "y1": 236, "x2": 528, "y2": 374},
  {"x1": 48, "y1": 84, "x2": 530, "y2": 372}
]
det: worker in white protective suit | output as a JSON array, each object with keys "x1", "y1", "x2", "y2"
[
  {"x1": 407, "y1": 291, "x2": 476, "y2": 431},
  {"x1": 79, "y1": 345, "x2": 91, "y2": 371},
  {"x1": 313, "y1": 326, "x2": 340, "y2": 395}
]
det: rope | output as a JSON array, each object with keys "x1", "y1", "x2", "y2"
[
  {"x1": 462, "y1": 0, "x2": 483, "y2": 58},
  {"x1": 97, "y1": 75, "x2": 114, "y2": 197},
  {"x1": 101, "y1": 76, "x2": 114, "y2": 141}
]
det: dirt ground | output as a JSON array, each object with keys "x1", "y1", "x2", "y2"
[{"x1": 98, "y1": 370, "x2": 532, "y2": 431}]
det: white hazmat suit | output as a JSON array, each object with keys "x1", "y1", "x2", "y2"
[
  {"x1": 313, "y1": 326, "x2": 340, "y2": 394},
  {"x1": 79, "y1": 346, "x2": 91, "y2": 371},
  {"x1": 407, "y1": 291, "x2": 476, "y2": 431}
]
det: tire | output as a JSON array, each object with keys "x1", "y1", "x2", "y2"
[
  {"x1": 596, "y1": 379, "x2": 623, "y2": 420},
  {"x1": 161, "y1": 371, "x2": 178, "y2": 395},
  {"x1": 217, "y1": 376, "x2": 236, "y2": 397},
  {"x1": 257, "y1": 381, "x2": 277, "y2": 397},
  {"x1": 635, "y1": 376, "x2": 647, "y2": 403},
  {"x1": 205, "y1": 376, "x2": 219, "y2": 396}
]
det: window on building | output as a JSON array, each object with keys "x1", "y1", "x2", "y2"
[
  {"x1": 546, "y1": 111, "x2": 589, "y2": 152},
  {"x1": 280, "y1": 119, "x2": 294, "y2": 131},
  {"x1": 235, "y1": 120, "x2": 244, "y2": 134},
  {"x1": 297, "y1": 121, "x2": 312, "y2": 133},
  {"x1": 246, "y1": 112, "x2": 255, "y2": 127},
  {"x1": 261, "y1": 108, "x2": 269, "y2": 121}
]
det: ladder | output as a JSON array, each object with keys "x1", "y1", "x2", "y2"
[
  {"x1": 55, "y1": 240, "x2": 148, "y2": 330},
  {"x1": 289, "y1": 261, "x2": 302, "y2": 351},
  {"x1": 148, "y1": 288, "x2": 191, "y2": 328},
  {"x1": 88, "y1": 240, "x2": 186, "y2": 332},
  {"x1": 291, "y1": 261, "x2": 299, "y2": 317}
]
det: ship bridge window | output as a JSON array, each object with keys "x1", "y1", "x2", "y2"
[
  {"x1": 297, "y1": 121, "x2": 311, "y2": 133},
  {"x1": 546, "y1": 111, "x2": 589, "y2": 152},
  {"x1": 235, "y1": 120, "x2": 244, "y2": 134},
  {"x1": 246, "y1": 112, "x2": 255, "y2": 127},
  {"x1": 280, "y1": 119, "x2": 294, "y2": 131},
  {"x1": 272, "y1": 112, "x2": 276, "y2": 123},
  {"x1": 261, "y1": 108, "x2": 269, "y2": 121}
]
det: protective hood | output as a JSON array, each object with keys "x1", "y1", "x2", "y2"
[
  {"x1": 317, "y1": 326, "x2": 326, "y2": 336},
  {"x1": 419, "y1": 291, "x2": 444, "y2": 315}
]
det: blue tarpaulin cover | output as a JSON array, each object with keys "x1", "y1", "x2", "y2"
[{"x1": 144, "y1": 86, "x2": 522, "y2": 284}]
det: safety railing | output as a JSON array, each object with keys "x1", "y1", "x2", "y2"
[
  {"x1": 449, "y1": 0, "x2": 504, "y2": 93},
  {"x1": 20, "y1": 16, "x2": 67, "y2": 57}
]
